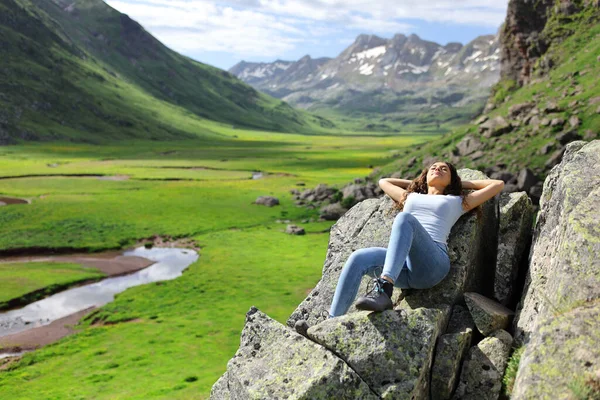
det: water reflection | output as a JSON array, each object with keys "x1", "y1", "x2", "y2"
[{"x1": 0, "y1": 247, "x2": 198, "y2": 337}]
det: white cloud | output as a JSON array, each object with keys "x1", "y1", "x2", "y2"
[{"x1": 105, "y1": 0, "x2": 507, "y2": 61}]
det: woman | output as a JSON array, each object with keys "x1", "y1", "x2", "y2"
[{"x1": 295, "y1": 161, "x2": 504, "y2": 335}]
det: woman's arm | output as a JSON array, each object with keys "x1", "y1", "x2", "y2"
[
  {"x1": 461, "y1": 179, "x2": 504, "y2": 212},
  {"x1": 378, "y1": 178, "x2": 409, "y2": 203}
]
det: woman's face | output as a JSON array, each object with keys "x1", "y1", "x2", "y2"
[{"x1": 427, "y1": 162, "x2": 452, "y2": 188}]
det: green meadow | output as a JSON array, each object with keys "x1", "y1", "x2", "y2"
[{"x1": 0, "y1": 123, "x2": 431, "y2": 399}]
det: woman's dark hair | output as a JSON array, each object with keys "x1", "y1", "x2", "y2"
[{"x1": 392, "y1": 161, "x2": 471, "y2": 212}]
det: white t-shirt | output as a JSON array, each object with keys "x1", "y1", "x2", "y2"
[{"x1": 403, "y1": 193, "x2": 467, "y2": 244}]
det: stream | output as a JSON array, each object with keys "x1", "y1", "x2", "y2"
[{"x1": 0, "y1": 247, "x2": 198, "y2": 341}]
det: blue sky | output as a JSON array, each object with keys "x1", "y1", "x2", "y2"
[{"x1": 105, "y1": 0, "x2": 508, "y2": 71}]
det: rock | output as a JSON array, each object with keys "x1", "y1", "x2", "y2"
[
  {"x1": 452, "y1": 329, "x2": 513, "y2": 400},
  {"x1": 475, "y1": 115, "x2": 489, "y2": 125},
  {"x1": 544, "y1": 148, "x2": 565, "y2": 169},
  {"x1": 307, "y1": 308, "x2": 446, "y2": 399},
  {"x1": 495, "y1": 192, "x2": 534, "y2": 305},
  {"x1": 528, "y1": 182, "x2": 544, "y2": 204},
  {"x1": 490, "y1": 171, "x2": 514, "y2": 183},
  {"x1": 568, "y1": 115, "x2": 581, "y2": 128},
  {"x1": 469, "y1": 150, "x2": 484, "y2": 161},
  {"x1": 584, "y1": 129, "x2": 596, "y2": 140},
  {"x1": 597, "y1": 105, "x2": 600, "y2": 114},
  {"x1": 549, "y1": 117, "x2": 565, "y2": 128},
  {"x1": 407, "y1": 156, "x2": 417, "y2": 168},
  {"x1": 508, "y1": 102, "x2": 535, "y2": 118},
  {"x1": 464, "y1": 293, "x2": 514, "y2": 336},
  {"x1": 479, "y1": 116, "x2": 512, "y2": 138},
  {"x1": 455, "y1": 135, "x2": 484, "y2": 156},
  {"x1": 539, "y1": 117, "x2": 550, "y2": 126},
  {"x1": 588, "y1": 96, "x2": 600, "y2": 106},
  {"x1": 502, "y1": 183, "x2": 519, "y2": 193},
  {"x1": 538, "y1": 142, "x2": 553, "y2": 155},
  {"x1": 542, "y1": 101, "x2": 560, "y2": 113},
  {"x1": 319, "y1": 202, "x2": 348, "y2": 221},
  {"x1": 430, "y1": 305, "x2": 474, "y2": 400},
  {"x1": 285, "y1": 224, "x2": 305, "y2": 235},
  {"x1": 210, "y1": 308, "x2": 377, "y2": 399},
  {"x1": 516, "y1": 168, "x2": 537, "y2": 192},
  {"x1": 253, "y1": 196, "x2": 279, "y2": 207},
  {"x1": 341, "y1": 184, "x2": 370, "y2": 205},
  {"x1": 288, "y1": 169, "x2": 498, "y2": 329},
  {"x1": 526, "y1": 115, "x2": 540, "y2": 127},
  {"x1": 511, "y1": 301, "x2": 600, "y2": 399},
  {"x1": 514, "y1": 140, "x2": 600, "y2": 345},
  {"x1": 556, "y1": 129, "x2": 582, "y2": 145}
]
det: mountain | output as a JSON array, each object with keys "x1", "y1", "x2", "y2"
[
  {"x1": 229, "y1": 33, "x2": 500, "y2": 125},
  {"x1": 0, "y1": 0, "x2": 331, "y2": 144}
]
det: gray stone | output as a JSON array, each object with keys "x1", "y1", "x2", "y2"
[
  {"x1": 479, "y1": 116, "x2": 512, "y2": 138},
  {"x1": 569, "y1": 115, "x2": 581, "y2": 128},
  {"x1": 288, "y1": 169, "x2": 498, "y2": 329},
  {"x1": 544, "y1": 148, "x2": 565, "y2": 169},
  {"x1": 319, "y1": 202, "x2": 348, "y2": 220},
  {"x1": 341, "y1": 184, "x2": 370, "y2": 205},
  {"x1": 514, "y1": 140, "x2": 600, "y2": 345},
  {"x1": 253, "y1": 196, "x2": 279, "y2": 207},
  {"x1": 475, "y1": 115, "x2": 489, "y2": 125},
  {"x1": 538, "y1": 142, "x2": 553, "y2": 155},
  {"x1": 452, "y1": 329, "x2": 513, "y2": 400},
  {"x1": 210, "y1": 307, "x2": 377, "y2": 399},
  {"x1": 509, "y1": 102, "x2": 535, "y2": 119},
  {"x1": 464, "y1": 292, "x2": 514, "y2": 336},
  {"x1": 285, "y1": 224, "x2": 305, "y2": 235},
  {"x1": 550, "y1": 117, "x2": 565, "y2": 128},
  {"x1": 308, "y1": 308, "x2": 446, "y2": 399},
  {"x1": 469, "y1": 150, "x2": 484, "y2": 161},
  {"x1": 495, "y1": 192, "x2": 534, "y2": 305},
  {"x1": 430, "y1": 305, "x2": 474, "y2": 400},
  {"x1": 516, "y1": 168, "x2": 537, "y2": 192},
  {"x1": 542, "y1": 101, "x2": 560, "y2": 113},
  {"x1": 512, "y1": 301, "x2": 600, "y2": 399},
  {"x1": 556, "y1": 129, "x2": 582, "y2": 145},
  {"x1": 455, "y1": 135, "x2": 484, "y2": 156}
]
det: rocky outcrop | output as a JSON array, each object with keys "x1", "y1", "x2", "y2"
[
  {"x1": 288, "y1": 169, "x2": 498, "y2": 329},
  {"x1": 510, "y1": 140, "x2": 600, "y2": 396},
  {"x1": 213, "y1": 141, "x2": 600, "y2": 399},
  {"x1": 513, "y1": 140, "x2": 600, "y2": 344}
]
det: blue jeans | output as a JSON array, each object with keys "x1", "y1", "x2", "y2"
[{"x1": 329, "y1": 212, "x2": 451, "y2": 317}]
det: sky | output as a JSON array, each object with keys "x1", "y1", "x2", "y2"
[{"x1": 104, "y1": 0, "x2": 509, "y2": 71}]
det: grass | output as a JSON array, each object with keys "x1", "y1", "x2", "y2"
[
  {"x1": 0, "y1": 125, "x2": 429, "y2": 398},
  {"x1": 0, "y1": 261, "x2": 106, "y2": 309},
  {"x1": 502, "y1": 345, "x2": 525, "y2": 398}
]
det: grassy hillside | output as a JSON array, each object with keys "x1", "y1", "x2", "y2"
[
  {"x1": 0, "y1": 0, "x2": 333, "y2": 144},
  {"x1": 369, "y1": 3, "x2": 599, "y2": 181}
]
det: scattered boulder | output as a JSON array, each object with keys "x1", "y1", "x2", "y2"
[
  {"x1": 508, "y1": 102, "x2": 535, "y2": 118},
  {"x1": 452, "y1": 329, "x2": 513, "y2": 400},
  {"x1": 253, "y1": 196, "x2": 279, "y2": 207},
  {"x1": 455, "y1": 135, "x2": 484, "y2": 156},
  {"x1": 210, "y1": 308, "x2": 377, "y2": 399},
  {"x1": 516, "y1": 168, "x2": 538, "y2": 192},
  {"x1": 307, "y1": 308, "x2": 446, "y2": 399},
  {"x1": 319, "y1": 203, "x2": 348, "y2": 220},
  {"x1": 285, "y1": 224, "x2": 305, "y2": 235},
  {"x1": 514, "y1": 140, "x2": 600, "y2": 345},
  {"x1": 556, "y1": 129, "x2": 582, "y2": 145},
  {"x1": 464, "y1": 292, "x2": 514, "y2": 336},
  {"x1": 479, "y1": 116, "x2": 512, "y2": 138},
  {"x1": 430, "y1": 305, "x2": 474, "y2": 400},
  {"x1": 495, "y1": 192, "x2": 534, "y2": 305},
  {"x1": 550, "y1": 117, "x2": 565, "y2": 128},
  {"x1": 542, "y1": 101, "x2": 560, "y2": 113},
  {"x1": 538, "y1": 142, "x2": 553, "y2": 155},
  {"x1": 544, "y1": 148, "x2": 566, "y2": 169}
]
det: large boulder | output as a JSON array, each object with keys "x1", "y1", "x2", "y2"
[
  {"x1": 210, "y1": 307, "x2": 377, "y2": 399},
  {"x1": 307, "y1": 308, "x2": 447, "y2": 399},
  {"x1": 513, "y1": 140, "x2": 600, "y2": 345},
  {"x1": 288, "y1": 169, "x2": 498, "y2": 330},
  {"x1": 495, "y1": 192, "x2": 534, "y2": 305},
  {"x1": 511, "y1": 301, "x2": 600, "y2": 399}
]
